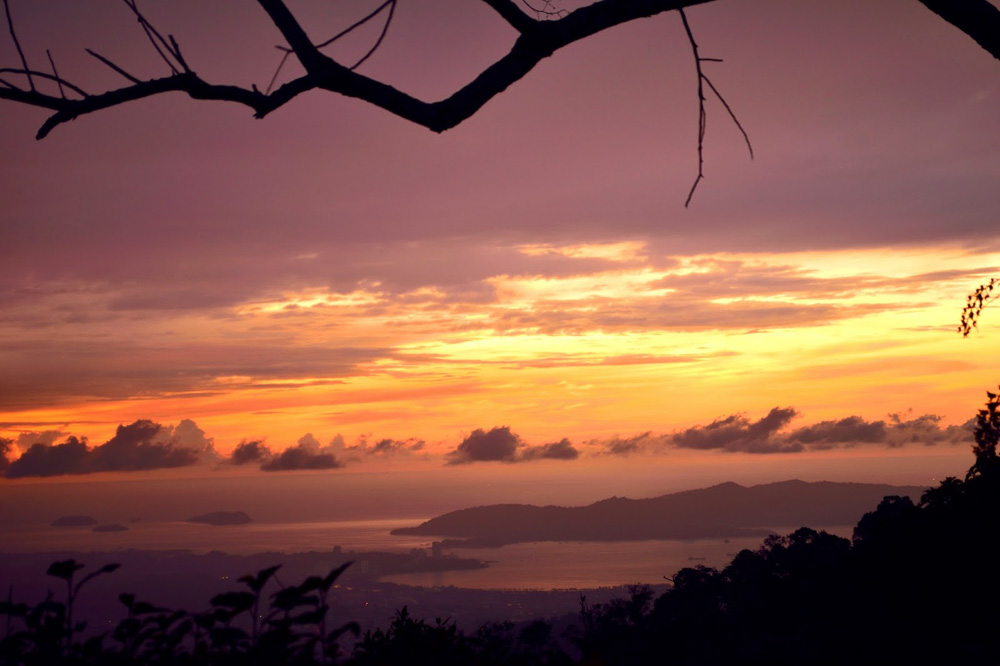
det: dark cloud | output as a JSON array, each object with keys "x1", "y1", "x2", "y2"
[
  {"x1": 447, "y1": 427, "x2": 521, "y2": 465},
  {"x1": 230, "y1": 439, "x2": 272, "y2": 465},
  {"x1": 0, "y1": 438, "x2": 12, "y2": 474},
  {"x1": 371, "y1": 438, "x2": 425, "y2": 455},
  {"x1": 89, "y1": 420, "x2": 201, "y2": 472},
  {"x1": 447, "y1": 428, "x2": 582, "y2": 464},
  {"x1": 786, "y1": 416, "x2": 886, "y2": 448},
  {"x1": 260, "y1": 434, "x2": 344, "y2": 472},
  {"x1": 672, "y1": 408, "x2": 801, "y2": 454},
  {"x1": 341, "y1": 436, "x2": 426, "y2": 458},
  {"x1": 520, "y1": 438, "x2": 580, "y2": 461},
  {"x1": 591, "y1": 432, "x2": 670, "y2": 457},
  {"x1": 589, "y1": 408, "x2": 974, "y2": 457},
  {"x1": 4, "y1": 419, "x2": 215, "y2": 478},
  {"x1": 786, "y1": 413, "x2": 972, "y2": 449},
  {"x1": 7, "y1": 436, "x2": 92, "y2": 478}
]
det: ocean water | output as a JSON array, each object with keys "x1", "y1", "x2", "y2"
[{"x1": 2, "y1": 519, "x2": 853, "y2": 590}]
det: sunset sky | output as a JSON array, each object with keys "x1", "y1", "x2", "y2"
[{"x1": 1, "y1": 0, "x2": 998, "y2": 493}]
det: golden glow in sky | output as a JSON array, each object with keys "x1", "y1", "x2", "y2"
[{"x1": 1, "y1": 0, "x2": 998, "y2": 485}]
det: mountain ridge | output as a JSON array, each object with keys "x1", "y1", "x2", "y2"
[{"x1": 390, "y1": 479, "x2": 925, "y2": 547}]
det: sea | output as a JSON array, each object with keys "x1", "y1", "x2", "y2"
[{"x1": 0, "y1": 518, "x2": 853, "y2": 590}]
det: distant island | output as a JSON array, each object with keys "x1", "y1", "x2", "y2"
[
  {"x1": 92, "y1": 524, "x2": 128, "y2": 533},
  {"x1": 391, "y1": 480, "x2": 924, "y2": 547},
  {"x1": 50, "y1": 515, "x2": 98, "y2": 527},
  {"x1": 186, "y1": 511, "x2": 252, "y2": 526}
]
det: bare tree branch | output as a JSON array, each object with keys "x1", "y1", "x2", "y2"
[
  {"x1": 122, "y1": 0, "x2": 180, "y2": 74},
  {"x1": 45, "y1": 49, "x2": 65, "y2": 98},
  {"x1": 679, "y1": 8, "x2": 752, "y2": 207},
  {"x1": 348, "y1": 0, "x2": 396, "y2": 71},
  {"x1": 521, "y1": 0, "x2": 570, "y2": 20},
  {"x1": 2, "y1": 0, "x2": 32, "y2": 90},
  {"x1": 255, "y1": 0, "x2": 329, "y2": 73},
  {"x1": 702, "y1": 76, "x2": 753, "y2": 159},
  {"x1": 0, "y1": 66, "x2": 87, "y2": 97},
  {"x1": 480, "y1": 0, "x2": 540, "y2": 33},
  {"x1": 85, "y1": 48, "x2": 142, "y2": 85},
  {"x1": 315, "y1": 0, "x2": 396, "y2": 50},
  {"x1": 918, "y1": 0, "x2": 1000, "y2": 61},
  {"x1": 0, "y1": 82, "x2": 69, "y2": 110},
  {"x1": 0, "y1": 0, "x2": 994, "y2": 196}
]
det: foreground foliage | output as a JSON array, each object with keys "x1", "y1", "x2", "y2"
[{"x1": 4, "y1": 390, "x2": 1000, "y2": 665}]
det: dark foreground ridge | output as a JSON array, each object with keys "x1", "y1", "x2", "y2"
[{"x1": 391, "y1": 480, "x2": 924, "y2": 546}]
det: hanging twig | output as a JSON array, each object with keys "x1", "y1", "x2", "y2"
[
  {"x1": 679, "y1": 7, "x2": 753, "y2": 207},
  {"x1": 2, "y1": 0, "x2": 33, "y2": 91}
]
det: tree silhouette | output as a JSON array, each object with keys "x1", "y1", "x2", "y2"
[{"x1": 968, "y1": 387, "x2": 1000, "y2": 478}]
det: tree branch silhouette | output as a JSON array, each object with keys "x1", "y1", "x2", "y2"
[
  {"x1": 678, "y1": 8, "x2": 753, "y2": 207},
  {"x1": 959, "y1": 278, "x2": 997, "y2": 337},
  {"x1": 0, "y1": 0, "x2": 996, "y2": 201}
]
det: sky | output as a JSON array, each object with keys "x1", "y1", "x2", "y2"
[{"x1": 1, "y1": 0, "x2": 999, "y2": 500}]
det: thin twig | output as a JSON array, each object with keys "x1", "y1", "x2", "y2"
[
  {"x1": 3, "y1": 0, "x2": 33, "y2": 91},
  {"x1": 0, "y1": 67, "x2": 88, "y2": 96},
  {"x1": 265, "y1": 47, "x2": 293, "y2": 95},
  {"x1": 266, "y1": 0, "x2": 395, "y2": 90},
  {"x1": 350, "y1": 0, "x2": 396, "y2": 70},
  {"x1": 678, "y1": 8, "x2": 752, "y2": 207},
  {"x1": 521, "y1": 0, "x2": 567, "y2": 19},
  {"x1": 680, "y1": 8, "x2": 705, "y2": 207},
  {"x1": 85, "y1": 48, "x2": 142, "y2": 84},
  {"x1": 122, "y1": 0, "x2": 179, "y2": 74},
  {"x1": 46, "y1": 49, "x2": 65, "y2": 98},
  {"x1": 168, "y1": 35, "x2": 191, "y2": 73},
  {"x1": 315, "y1": 0, "x2": 394, "y2": 50},
  {"x1": 703, "y1": 76, "x2": 753, "y2": 158}
]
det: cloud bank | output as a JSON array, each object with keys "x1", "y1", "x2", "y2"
[
  {"x1": 446, "y1": 427, "x2": 581, "y2": 464},
  {"x1": 0, "y1": 406, "x2": 974, "y2": 480},
  {"x1": 591, "y1": 408, "x2": 973, "y2": 457},
  {"x1": 259, "y1": 434, "x2": 344, "y2": 472},
  {"x1": 4, "y1": 419, "x2": 216, "y2": 478}
]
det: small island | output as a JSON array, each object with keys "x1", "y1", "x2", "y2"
[
  {"x1": 92, "y1": 524, "x2": 128, "y2": 533},
  {"x1": 186, "y1": 511, "x2": 252, "y2": 526},
  {"x1": 50, "y1": 515, "x2": 98, "y2": 527}
]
